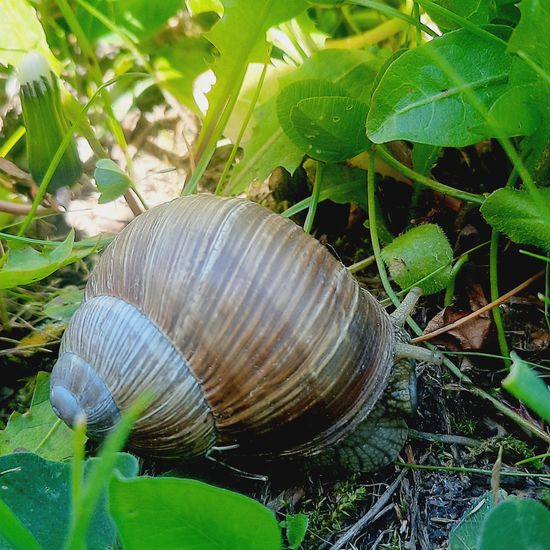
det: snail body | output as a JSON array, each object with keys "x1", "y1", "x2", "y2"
[{"x1": 51, "y1": 194, "x2": 438, "y2": 471}]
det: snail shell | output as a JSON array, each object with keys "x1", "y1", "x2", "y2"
[{"x1": 50, "y1": 194, "x2": 396, "y2": 460}]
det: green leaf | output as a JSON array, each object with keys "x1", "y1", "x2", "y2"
[
  {"x1": 94, "y1": 159, "x2": 132, "y2": 203},
  {"x1": 74, "y1": 0, "x2": 183, "y2": 42},
  {"x1": 0, "y1": 452, "x2": 138, "y2": 550},
  {"x1": 0, "y1": 499, "x2": 41, "y2": 550},
  {"x1": 228, "y1": 49, "x2": 383, "y2": 194},
  {"x1": 0, "y1": 0, "x2": 61, "y2": 72},
  {"x1": 423, "y1": 0, "x2": 494, "y2": 30},
  {"x1": 479, "y1": 497, "x2": 550, "y2": 550},
  {"x1": 285, "y1": 513, "x2": 308, "y2": 550},
  {"x1": 109, "y1": 476, "x2": 283, "y2": 550},
  {"x1": 502, "y1": 352, "x2": 550, "y2": 423},
  {"x1": 450, "y1": 490, "x2": 507, "y2": 550},
  {"x1": 381, "y1": 224, "x2": 453, "y2": 295},
  {"x1": 0, "y1": 373, "x2": 74, "y2": 461},
  {"x1": 411, "y1": 143, "x2": 442, "y2": 175},
  {"x1": 367, "y1": 27, "x2": 517, "y2": 147},
  {"x1": 507, "y1": 0, "x2": 549, "y2": 79},
  {"x1": 480, "y1": 187, "x2": 550, "y2": 252},
  {"x1": 0, "y1": 231, "x2": 95, "y2": 290},
  {"x1": 278, "y1": 79, "x2": 369, "y2": 162}
]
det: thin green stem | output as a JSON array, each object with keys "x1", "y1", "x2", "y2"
[
  {"x1": 411, "y1": 2, "x2": 421, "y2": 46},
  {"x1": 377, "y1": 146, "x2": 484, "y2": 204},
  {"x1": 444, "y1": 253, "x2": 469, "y2": 307},
  {"x1": 0, "y1": 126, "x2": 26, "y2": 157},
  {"x1": 56, "y1": 0, "x2": 147, "y2": 210},
  {"x1": 71, "y1": 417, "x2": 87, "y2": 519},
  {"x1": 367, "y1": 148, "x2": 400, "y2": 307},
  {"x1": 347, "y1": 255, "x2": 376, "y2": 274},
  {"x1": 515, "y1": 453, "x2": 550, "y2": 466},
  {"x1": 304, "y1": 162, "x2": 323, "y2": 234},
  {"x1": 348, "y1": 0, "x2": 438, "y2": 38},
  {"x1": 32, "y1": 418, "x2": 62, "y2": 453},
  {"x1": 216, "y1": 59, "x2": 269, "y2": 195},
  {"x1": 0, "y1": 293, "x2": 10, "y2": 330}
]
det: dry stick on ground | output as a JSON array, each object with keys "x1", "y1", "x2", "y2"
[
  {"x1": 332, "y1": 469, "x2": 409, "y2": 550},
  {"x1": 0, "y1": 201, "x2": 55, "y2": 216},
  {"x1": 412, "y1": 270, "x2": 545, "y2": 344}
]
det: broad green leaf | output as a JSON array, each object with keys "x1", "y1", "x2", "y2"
[
  {"x1": 0, "y1": 0, "x2": 60, "y2": 72},
  {"x1": 0, "y1": 231, "x2": 96, "y2": 290},
  {"x1": 424, "y1": 0, "x2": 494, "y2": 30},
  {"x1": 74, "y1": 0, "x2": 183, "y2": 42},
  {"x1": 228, "y1": 49, "x2": 382, "y2": 194},
  {"x1": 0, "y1": 373, "x2": 74, "y2": 461},
  {"x1": 289, "y1": 95, "x2": 370, "y2": 162},
  {"x1": 480, "y1": 187, "x2": 550, "y2": 252},
  {"x1": 94, "y1": 159, "x2": 132, "y2": 203},
  {"x1": 479, "y1": 497, "x2": 550, "y2": 550},
  {"x1": 381, "y1": 224, "x2": 453, "y2": 295},
  {"x1": 0, "y1": 452, "x2": 138, "y2": 550},
  {"x1": 450, "y1": 490, "x2": 507, "y2": 550},
  {"x1": 278, "y1": 79, "x2": 369, "y2": 162},
  {"x1": 507, "y1": 0, "x2": 549, "y2": 78},
  {"x1": 502, "y1": 352, "x2": 550, "y2": 423},
  {"x1": 109, "y1": 476, "x2": 282, "y2": 550},
  {"x1": 284, "y1": 513, "x2": 308, "y2": 550},
  {"x1": 367, "y1": 28, "x2": 517, "y2": 147}
]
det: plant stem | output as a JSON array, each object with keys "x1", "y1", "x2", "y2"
[
  {"x1": 304, "y1": 162, "x2": 323, "y2": 234},
  {"x1": 348, "y1": 255, "x2": 376, "y2": 273},
  {"x1": 444, "y1": 253, "x2": 469, "y2": 307},
  {"x1": 377, "y1": 146, "x2": 484, "y2": 204},
  {"x1": 0, "y1": 126, "x2": 26, "y2": 157},
  {"x1": 326, "y1": 18, "x2": 408, "y2": 49},
  {"x1": 216, "y1": 59, "x2": 269, "y2": 195}
]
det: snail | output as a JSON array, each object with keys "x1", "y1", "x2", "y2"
[{"x1": 50, "y1": 194, "x2": 440, "y2": 472}]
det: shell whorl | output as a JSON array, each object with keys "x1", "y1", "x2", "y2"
[{"x1": 52, "y1": 194, "x2": 395, "y2": 459}]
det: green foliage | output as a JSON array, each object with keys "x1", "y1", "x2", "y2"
[
  {"x1": 94, "y1": 159, "x2": 132, "y2": 203},
  {"x1": 109, "y1": 476, "x2": 282, "y2": 549},
  {"x1": 423, "y1": 0, "x2": 494, "y2": 30},
  {"x1": 74, "y1": 0, "x2": 183, "y2": 42},
  {"x1": 0, "y1": 232, "x2": 96, "y2": 290},
  {"x1": 0, "y1": 373, "x2": 75, "y2": 461},
  {"x1": 480, "y1": 187, "x2": 550, "y2": 252},
  {"x1": 0, "y1": 452, "x2": 138, "y2": 550},
  {"x1": 283, "y1": 513, "x2": 309, "y2": 550},
  {"x1": 479, "y1": 497, "x2": 550, "y2": 550},
  {"x1": 277, "y1": 79, "x2": 370, "y2": 162},
  {"x1": 450, "y1": 490, "x2": 507, "y2": 550},
  {"x1": 502, "y1": 352, "x2": 550, "y2": 423},
  {"x1": 0, "y1": 0, "x2": 60, "y2": 71},
  {"x1": 228, "y1": 48, "x2": 383, "y2": 194},
  {"x1": 381, "y1": 224, "x2": 454, "y2": 295}
]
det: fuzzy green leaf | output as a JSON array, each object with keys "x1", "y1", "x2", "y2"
[
  {"x1": 285, "y1": 513, "x2": 308, "y2": 550},
  {"x1": 479, "y1": 498, "x2": 550, "y2": 550},
  {"x1": 381, "y1": 224, "x2": 453, "y2": 295},
  {"x1": 480, "y1": 187, "x2": 550, "y2": 252},
  {"x1": 367, "y1": 28, "x2": 518, "y2": 146},
  {"x1": 109, "y1": 476, "x2": 282, "y2": 550},
  {"x1": 0, "y1": 373, "x2": 74, "y2": 460},
  {"x1": 94, "y1": 159, "x2": 132, "y2": 203}
]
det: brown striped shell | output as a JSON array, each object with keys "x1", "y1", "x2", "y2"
[{"x1": 50, "y1": 194, "x2": 396, "y2": 460}]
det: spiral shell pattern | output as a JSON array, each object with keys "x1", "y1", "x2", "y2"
[{"x1": 51, "y1": 194, "x2": 395, "y2": 459}]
